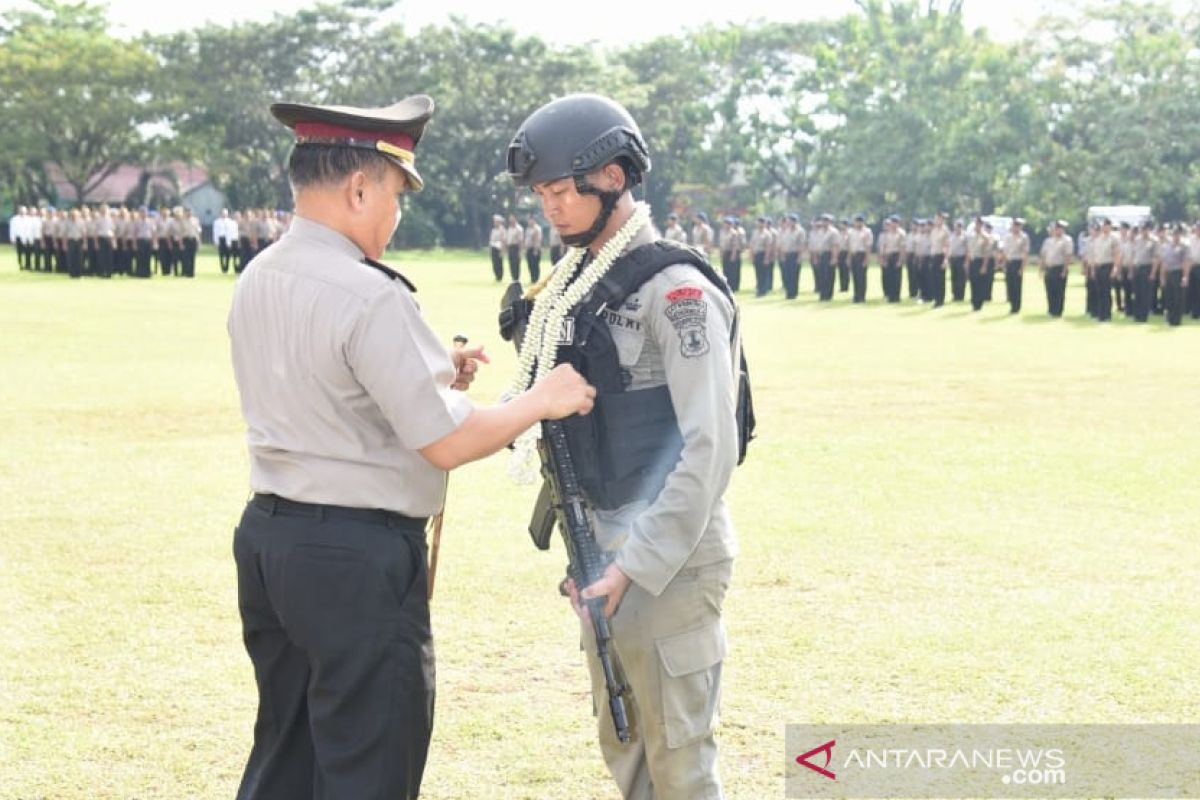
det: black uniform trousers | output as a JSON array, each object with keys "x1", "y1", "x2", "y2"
[
  {"x1": 238, "y1": 237, "x2": 254, "y2": 274},
  {"x1": 1043, "y1": 266, "x2": 1067, "y2": 317},
  {"x1": 489, "y1": 248, "x2": 503, "y2": 282},
  {"x1": 1112, "y1": 267, "x2": 1125, "y2": 311},
  {"x1": 182, "y1": 237, "x2": 198, "y2": 277},
  {"x1": 1003, "y1": 260, "x2": 1024, "y2": 313},
  {"x1": 525, "y1": 248, "x2": 541, "y2": 284},
  {"x1": 67, "y1": 240, "x2": 83, "y2": 278},
  {"x1": 96, "y1": 237, "x2": 113, "y2": 278},
  {"x1": 234, "y1": 495, "x2": 434, "y2": 800},
  {"x1": 721, "y1": 251, "x2": 740, "y2": 293},
  {"x1": 1133, "y1": 265, "x2": 1153, "y2": 322},
  {"x1": 1091, "y1": 263, "x2": 1113, "y2": 321},
  {"x1": 136, "y1": 240, "x2": 152, "y2": 277},
  {"x1": 905, "y1": 254, "x2": 919, "y2": 298},
  {"x1": 1188, "y1": 265, "x2": 1200, "y2": 319},
  {"x1": 42, "y1": 236, "x2": 55, "y2": 271},
  {"x1": 507, "y1": 244, "x2": 521, "y2": 282},
  {"x1": 850, "y1": 252, "x2": 868, "y2": 302},
  {"x1": 928, "y1": 254, "x2": 946, "y2": 306},
  {"x1": 817, "y1": 251, "x2": 835, "y2": 301},
  {"x1": 968, "y1": 258, "x2": 988, "y2": 311},
  {"x1": 1162, "y1": 271, "x2": 1184, "y2": 326},
  {"x1": 550, "y1": 245, "x2": 562, "y2": 264},
  {"x1": 781, "y1": 252, "x2": 800, "y2": 299},
  {"x1": 1122, "y1": 270, "x2": 1135, "y2": 317},
  {"x1": 949, "y1": 256, "x2": 967, "y2": 301},
  {"x1": 881, "y1": 253, "x2": 901, "y2": 302},
  {"x1": 837, "y1": 251, "x2": 850, "y2": 292},
  {"x1": 218, "y1": 239, "x2": 232, "y2": 273},
  {"x1": 752, "y1": 251, "x2": 769, "y2": 296}
]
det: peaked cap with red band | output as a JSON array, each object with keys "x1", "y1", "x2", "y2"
[{"x1": 270, "y1": 96, "x2": 435, "y2": 191}]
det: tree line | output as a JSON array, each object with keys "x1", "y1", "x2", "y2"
[{"x1": 2, "y1": 0, "x2": 1198, "y2": 248}]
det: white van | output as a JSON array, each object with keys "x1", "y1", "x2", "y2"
[{"x1": 1086, "y1": 205, "x2": 1152, "y2": 228}]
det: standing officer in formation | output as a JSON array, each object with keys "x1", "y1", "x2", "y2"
[
  {"x1": 524, "y1": 212, "x2": 543, "y2": 283},
  {"x1": 548, "y1": 222, "x2": 563, "y2": 264},
  {"x1": 947, "y1": 220, "x2": 968, "y2": 302},
  {"x1": 834, "y1": 218, "x2": 850, "y2": 294},
  {"x1": 1131, "y1": 221, "x2": 1158, "y2": 322},
  {"x1": 1001, "y1": 218, "x2": 1029, "y2": 314},
  {"x1": 663, "y1": 212, "x2": 687, "y2": 243},
  {"x1": 1087, "y1": 218, "x2": 1119, "y2": 322},
  {"x1": 691, "y1": 211, "x2": 714, "y2": 259},
  {"x1": 214, "y1": 209, "x2": 237, "y2": 273},
  {"x1": 10, "y1": 206, "x2": 28, "y2": 267},
  {"x1": 965, "y1": 217, "x2": 992, "y2": 311},
  {"x1": 1188, "y1": 220, "x2": 1200, "y2": 320},
  {"x1": 228, "y1": 94, "x2": 594, "y2": 800},
  {"x1": 1155, "y1": 224, "x2": 1189, "y2": 326},
  {"x1": 809, "y1": 214, "x2": 837, "y2": 301},
  {"x1": 718, "y1": 216, "x2": 741, "y2": 292},
  {"x1": 507, "y1": 91, "x2": 739, "y2": 800},
  {"x1": 777, "y1": 213, "x2": 805, "y2": 299},
  {"x1": 505, "y1": 213, "x2": 524, "y2": 281},
  {"x1": 876, "y1": 215, "x2": 905, "y2": 302},
  {"x1": 488, "y1": 213, "x2": 506, "y2": 281},
  {"x1": 927, "y1": 213, "x2": 950, "y2": 307},
  {"x1": 748, "y1": 216, "x2": 771, "y2": 296},
  {"x1": 180, "y1": 208, "x2": 201, "y2": 278},
  {"x1": 1117, "y1": 222, "x2": 1136, "y2": 317},
  {"x1": 846, "y1": 214, "x2": 872, "y2": 303},
  {"x1": 1038, "y1": 220, "x2": 1073, "y2": 317}
]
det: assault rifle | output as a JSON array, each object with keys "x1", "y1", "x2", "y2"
[{"x1": 499, "y1": 281, "x2": 631, "y2": 743}]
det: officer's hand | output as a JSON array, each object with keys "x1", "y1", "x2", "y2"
[
  {"x1": 536, "y1": 364, "x2": 596, "y2": 419},
  {"x1": 450, "y1": 345, "x2": 489, "y2": 391},
  {"x1": 561, "y1": 576, "x2": 590, "y2": 623},
  {"x1": 581, "y1": 563, "x2": 632, "y2": 620}
]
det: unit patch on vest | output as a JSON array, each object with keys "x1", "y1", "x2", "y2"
[
  {"x1": 557, "y1": 315, "x2": 576, "y2": 345},
  {"x1": 664, "y1": 286, "x2": 709, "y2": 358}
]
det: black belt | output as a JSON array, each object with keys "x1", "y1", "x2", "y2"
[{"x1": 252, "y1": 493, "x2": 427, "y2": 532}]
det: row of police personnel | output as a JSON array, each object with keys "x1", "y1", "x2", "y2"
[
  {"x1": 11, "y1": 204, "x2": 201, "y2": 278},
  {"x1": 487, "y1": 212, "x2": 563, "y2": 284},
  {"x1": 658, "y1": 210, "x2": 1200, "y2": 324}
]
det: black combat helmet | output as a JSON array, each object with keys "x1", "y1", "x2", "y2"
[{"x1": 507, "y1": 94, "x2": 651, "y2": 191}]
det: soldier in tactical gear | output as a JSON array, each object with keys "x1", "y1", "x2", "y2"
[{"x1": 506, "y1": 93, "x2": 739, "y2": 800}]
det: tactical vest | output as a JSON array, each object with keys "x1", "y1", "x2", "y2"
[{"x1": 528, "y1": 240, "x2": 755, "y2": 511}]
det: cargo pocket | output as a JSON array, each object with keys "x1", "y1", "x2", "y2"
[{"x1": 655, "y1": 619, "x2": 726, "y2": 749}]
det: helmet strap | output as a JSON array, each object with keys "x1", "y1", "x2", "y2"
[{"x1": 561, "y1": 184, "x2": 624, "y2": 248}]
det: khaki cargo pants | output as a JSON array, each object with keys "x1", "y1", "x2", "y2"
[{"x1": 583, "y1": 559, "x2": 733, "y2": 800}]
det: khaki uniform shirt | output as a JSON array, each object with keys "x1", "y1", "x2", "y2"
[
  {"x1": 583, "y1": 224, "x2": 738, "y2": 595},
  {"x1": 878, "y1": 229, "x2": 905, "y2": 255},
  {"x1": 928, "y1": 226, "x2": 950, "y2": 257},
  {"x1": 948, "y1": 231, "x2": 967, "y2": 257},
  {"x1": 664, "y1": 224, "x2": 687, "y2": 244},
  {"x1": 1159, "y1": 242, "x2": 1188, "y2": 272},
  {"x1": 691, "y1": 222, "x2": 714, "y2": 252},
  {"x1": 846, "y1": 227, "x2": 873, "y2": 254},
  {"x1": 748, "y1": 227, "x2": 769, "y2": 254},
  {"x1": 228, "y1": 216, "x2": 472, "y2": 517},
  {"x1": 505, "y1": 224, "x2": 524, "y2": 247},
  {"x1": 488, "y1": 226, "x2": 504, "y2": 250},
  {"x1": 1090, "y1": 232, "x2": 1118, "y2": 265},
  {"x1": 1002, "y1": 230, "x2": 1029, "y2": 261},
  {"x1": 1133, "y1": 235, "x2": 1158, "y2": 266},
  {"x1": 808, "y1": 227, "x2": 836, "y2": 254},
  {"x1": 1040, "y1": 235, "x2": 1072, "y2": 267},
  {"x1": 1188, "y1": 235, "x2": 1200, "y2": 265},
  {"x1": 523, "y1": 224, "x2": 542, "y2": 251}
]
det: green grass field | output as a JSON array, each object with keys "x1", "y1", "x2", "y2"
[{"x1": 1, "y1": 246, "x2": 1197, "y2": 799}]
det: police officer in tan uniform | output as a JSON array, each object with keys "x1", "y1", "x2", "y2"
[
  {"x1": 229, "y1": 95, "x2": 593, "y2": 800},
  {"x1": 777, "y1": 213, "x2": 804, "y2": 300},
  {"x1": 508, "y1": 93, "x2": 739, "y2": 800},
  {"x1": 524, "y1": 212, "x2": 543, "y2": 283},
  {"x1": 1001, "y1": 218, "x2": 1030, "y2": 314},
  {"x1": 664, "y1": 212, "x2": 687, "y2": 244},
  {"x1": 691, "y1": 212, "x2": 714, "y2": 259},
  {"x1": 1087, "y1": 218, "x2": 1119, "y2": 321},
  {"x1": 846, "y1": 214, "x2": 873, "y2": 303},
  {"x1": 488, "y1": 213, "x2": 506, "y2": 281},
  {"x1": 1187, "y1": 220, "x2": 1200, "y2": 320},
  {"x1": 505, "y1": 213, "x2": 524, "y2": 281},
  {"x1": 1155, "y1": 224, "x2": 1189, "y2": 326},
  {"x1": 1039, "y1": 220, "x2": 1073, "y2": 317},
  {"x1": 877, "y1": 215, "x2": 904, "y2": 302}
]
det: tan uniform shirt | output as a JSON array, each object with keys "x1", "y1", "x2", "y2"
[
  {"x1": 846, "y1": 227, "x2": 873, "y2": 254},
  {"x1": 227, "y1": 216, "x2": 472, "y2": 517},
  {"x1": 523, "y1": 224, "x2": 542, "y2": 251},
  {"x1": 928, "y1": 226, "x2": 950, "y2": 257},
  {"x1": 1002, "y1": 231, "x2": 1029, "y2": 261},
  {"x1": 1040, "y1": 235, "x2": 1072, "y2": 267},
  {"x1": 1090, "y1": 232, "x2": 1119, "y2": 265}
]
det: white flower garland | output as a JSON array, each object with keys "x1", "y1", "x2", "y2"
[{"x1": 508, "y1": 202, "x2": 652, "y2": 483}]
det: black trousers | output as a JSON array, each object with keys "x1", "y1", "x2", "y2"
[
  {"x1": 42, "y1": 236, "x2": 55, "y2": 271},
  {"x1": 489, "y1": 248, "x2": 503, "y2": 281},
  {"x1": 905, "y1": 254, "x2": 919, "y2": 298},
  {"x1": 507, "y1": 244, "x2": 521, "y2": 282},
  {"x1": 67, "y1": 240, "x2": 83, "y2": 278},
  {"x1": 218, "y1": 240, "x2": 231, "y2": 273},
  {"x1": 234, "y1": 496, "x2": 433, "y2": 800},
  {"x1": 238, "y1": 237, "x2": 253, "y2": 273},
  {"x1": 1044, "y1": 266, "x2": 1066, "y2": 317},
  {"x1": 1188, "y1": 265, "x2": 1200, "y2": 319},
  {"x1": 817, "y1": 251, "x2": 835, "y2": 301},
  {"x1": 752, "y1": 251, "x2": 769, "y2": 296},
  {"x1": 1092, "y1": 263, "x2": 1113, "y2": 321},
  {"x1": 183, "y1": 238, "x2": 198, "y2": 277},
  {"x1": 781, "y1": 252, "x2": 800, "y2": 299},
  {"x1": 550, "y1": 245, "x2": 562, "y2": 264},
  {"x1": 136, "y1": 240, "x2": 152, "y2": 277},
  {"x1": 949, "y1": 256, "x2": 967, "y2": 301},
  {"x1": 1162, "y1": 271, "x2": 1184, "y2": 326},
  {"x1": 968, "y1": 258, "x2": 987, "y2": 310},
  {"x1": 881, "y1": 253, "x2": 901, "y2": 302},
  {"x1": 721, "y1": 251, "x2": 740, "y2": 292},
  {"x1": 525, "y1": 248, "x2": 541, "y2": 284},
  {"x1": 850, "y1": 252, "x2": 867, "y2": 302},
  {"x1": 837, "y1": 251, "x2": 850, "y2": 292},
  {"x1": 16, "y1": 239, "x2": 28, "y2": 268},
  {"x1": 1112, "y1": 269, "x2": 1125, "y2": 310},
  {"x1": 928, "y1": 254, "x2": 946, "y2": 306},
  {"x1": 1004, "y1": 260, "x2": 1024, "y2": 313},
  {"x1": 96, "y1": 237, "x2": 113, "y2": 277},
  {"x1": 1122, "y1": 271, "x2": 1135, "y2": 317},
  {"x1": 1133, "y1": 265, "x2": 1152, "y2": 322}
]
